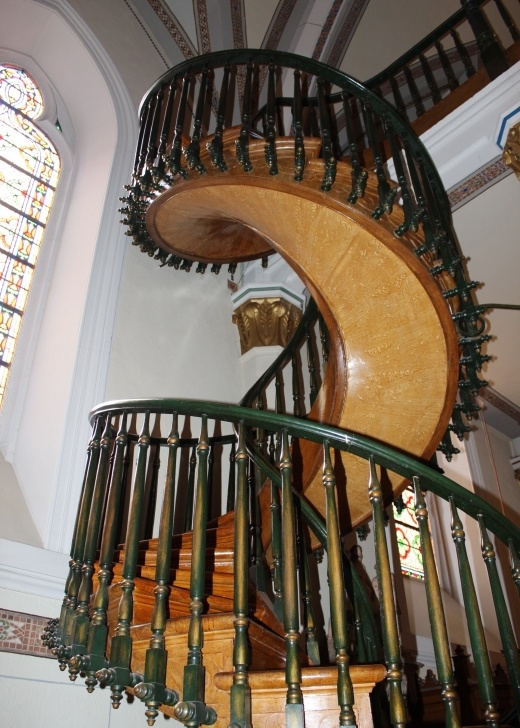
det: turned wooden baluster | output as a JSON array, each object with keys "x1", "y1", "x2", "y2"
[
  {"x1": 323, "y1": 443, "x2": 357, "y2": 726},
  {"x1": 316, "y1": 77, "x2": 337, "y2": 192},
  {"x1": 95, "y1": 413, "x2": 152, "y2": 708},
  {"x1": 134, "y1": 414, "x2": 181, "y2": 725},
  {"x1": 69, "y1": 414, "x2": 131, "y2": 691},
  {"x1": 185, "y1": 67, "x2": 209, "y2": 174},
  {"x1": 478, "y1": 517, "x2": 520, "y2": 714},
  {"x1": 450, "y1": 499, "x2": 500, "y2": 728},
  {"x1": 413, "y1": 479, "x2": 461, "y2": 728},
  {"x1": 228, "y1": 422, "x2": 252, "y2": 728},
  {"x1": 509, "y1": 538, "x2": 520, "y2": 595},
  {"x1": 265, "y1": 63, "x2": 278, "y2": 175},
  {"x1": 66, "y1": 415, "x2": 114, "y2": 674},
  {"x1": 235, "y1": 62, "x2": 253, "y2": 172},
  {"x1": 56, "y1": 416, "x2": 104, "y2": 658},
  {"x1": 280, "y1": 430, "x2": 304, "y2": 728},
  {"x1": 167, "y1": 72, "x2": 190, "y2": 178},
  {"x1": 208, "y1": 65, "x2": 230, "y2": 172},
  {"x1": 293, "y1": 69, "x2": 305, "y2": 182},
  {"x1": 368, "y1": 458, "x2": 406, "y2": 728},
  {"x1": 174, "y1": 416, "x2": 216, "y2": 727}
]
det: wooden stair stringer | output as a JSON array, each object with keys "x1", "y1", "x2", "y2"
[{"x1": 146, "y1": 139, "x2": 460, "y2": 532}]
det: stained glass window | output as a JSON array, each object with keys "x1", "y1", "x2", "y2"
[
  {"x1": 0, "y1": 64, "x2": 60, "y2": 405},
  {"x1": 393, "y1": 486, "x2": 424, "y2": 579}
]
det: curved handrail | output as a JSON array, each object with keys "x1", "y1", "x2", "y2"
[{"x1": 90, "y1": 398, "x2": 520, "y2": 549}]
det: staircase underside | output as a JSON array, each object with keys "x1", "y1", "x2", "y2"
[{"x1": 147, "y1": 137, "x2": 459, "y2": 529}]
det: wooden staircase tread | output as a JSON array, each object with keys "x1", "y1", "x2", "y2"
[{"x1": 214, "y1": 663, "x2": 388, "y2": 690}]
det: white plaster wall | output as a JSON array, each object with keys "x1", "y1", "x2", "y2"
[
  {"x1": 0, "y1": 588, "x2": 181, "y2": 728},
  {"x1": 106, "y1": 246, "x2": 242, "y2": 403}
]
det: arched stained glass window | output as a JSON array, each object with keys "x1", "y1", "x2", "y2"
[
  {"x1": 0, "y1": 64, "x2": 60, "y2": 405},
  {"x1": 393, "y1": 485, "x2": 424, "y2": 580}
]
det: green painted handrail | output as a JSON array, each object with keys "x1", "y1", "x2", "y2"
[{"x1": 90, "y1": 399, "x2": 520, "y2": 557}]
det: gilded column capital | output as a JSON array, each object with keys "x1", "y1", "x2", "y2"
[
  {"x1": 503, "y1": 121, "x2": 520, "y2": 180},
  {"x1": 232, "y1": 296, "x2": 302, "y2": 354}
]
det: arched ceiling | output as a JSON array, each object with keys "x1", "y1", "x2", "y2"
[{"x1": 129, "y1": 0, "x2": 460, "y2": 81}]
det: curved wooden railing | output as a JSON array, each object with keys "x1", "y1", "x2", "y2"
[
  {"x1": 119, "y1": 49, "x2": 492, "y2": 455},
  {"x1": 365, "y1": 0, "x2": 519, "y2": 126},
  {"x1": 43, "y1": 399, "x2": 520, "y2": 728}
]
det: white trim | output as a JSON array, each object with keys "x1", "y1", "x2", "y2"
[
  {"x1": 36, "y1": 0, "x2": 137, "y2": 553},
  {"x1": 0, "y1": 538, "x2": 68, "y2": 600}
]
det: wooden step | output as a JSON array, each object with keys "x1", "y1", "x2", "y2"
[
  {"x1": 214, "y1": 664, "x2": 387, "y2": 728},
  {"x1": 127, "y1": 613, "x2": 289, "y2": 726}
]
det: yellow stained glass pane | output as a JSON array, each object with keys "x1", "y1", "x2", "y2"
[{"x1": 0, "y1": 64, "x2": 60, "y2": 405}]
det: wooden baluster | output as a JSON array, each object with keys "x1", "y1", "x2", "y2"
[
  {"x1": 138, "y1": 99, "x2": 156, "y2": 187},
  {"x1": 318, "y1": 312, "x2": 329, "y2": 364},
  {"x1": 67, "y1": 414, "x2": 114, "y2": 674},
  {"x1": 435, "y1": 40, "x2": 460, "y2": 91},
  {"x1": 305, "y1": 324, "x2": 318, "y2": 408},
  {"x1": 184, "y1": 445, "x2": 197, "y2": 532},
  {"x1": 154, "y1": 77, "x2": 177, "y2": 184},
  {"x1": 134, "y1": 415, "x2": 180, "y2": 724},
  {"x1": 368, "y1": 458, "x2": 406, "y2": 728},
  {"x1": 389, "y1": 76, "x2": 407, "y2": 120},
  {"x1": 57, "y1": 417, "x2": 104, "y2": 660},
  {"x1": 185, "y1": 67, "x2": 209, "y2": 174},
  {"x1": 207, "y1": 442, "x2": 215, "y2": 520},
  {"x1": 72, "y1": 414, "x2": 130, "y2": 691},
  {"x1": 96, "y1": 413, "x2": 151, "y2": 708},
  {"x1": 401, "y1": 137, "x2": 429, "y2": 241},
  {"x1": 509, "y1": 538, "x2": 520, "y2": 595},
  {"x1": 297, "y1": 508, "x2": 321, "y2": 666},
  {"x1": 291, "y1": 351, "x2": 302, "y2": 417},
  {"x1": 419, "y1": 54, "x2": 442, "y2": 104},
  {"x1": 413, "y1": 480, "x2": 461, "y2": 728},
  {"x1": 280, "y1": 430, "x2": 304, "y2": 727},
  {"x1": 342, "y1": 91, "x2": 367, "y2": 203},
  {"x1": 116, "y1": 435, "x2": 133, "y2": 545},
  {"x1": 271, "y1": 477, "x2": 284, "y2": 622},
  {"x1": 449, "y1": 499, "x2": 500, "y2": 728},
  {"x1": 226, "y1": 441, "x2": 236, "y2": 512},
  {"x1": 235, "y1": 62, "x2": 253, "y2": 172},
  {"x1": 174, "y1": 416, "x2": 217, "y2": 727},
  {"x1": 493, "y1": 0, "x2": 520, "y2": 41},
  {"x1": 167, "y1": 72, "x2": 190, "y2": 179},
  {"x1": 145, "y1": 88, "x2": 163, "y2": 174},
  {"x1": 478, "y1": 517, "x2": 520, "y2": 714},
  {"x1": 208, "y1": 65, "x2": 230, "y2": 171},
  {"x1": 293, "y1": 69, "x2": 305, "y2": 182},
  {"x1": 249, "y1": 457, "x2": 267, "y2": 593},
  {"x1": 143, "y1": 438, "x2": 161, "y2": 540},
  {"x1": 228, "y1": 423, "x2": 251, "y2": 728},
  {"x1": 403, "y1": 66, "x2": 425, "y2": 117},
  {"x1": 363, "y1": 102, "x2": 397, "y2": 219},
  {"x1": 461, "y1": 0, "x2": 509, "y2": 79},
  {"x1": 323, "y1": 443, "x2": 356, "y2": 726},
  {"x1": 316, "y1": 77, "x2": 337, "y2": 191},
  {"x1": 387, "y1": 124, "x2": 419, "y2": 237},
  {"x1": 265, "y1": 63, "x2": 278, "y2": 175},
  {"x1": 450, "y1": 28, "x2": 477, "y2": 77},
  {"x1": 275, "y1": 370, "x2": 284, "y2": 415}
]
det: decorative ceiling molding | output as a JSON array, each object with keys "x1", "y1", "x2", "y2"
[
  {"x1": 312, "y1": 0, "x2": 344, "y2": 60},
  {"x1": 230, "y1": 0, "x2": 247, "y2": 48},
  {"x1": 324, "y1": 0, "x2": 369, "y2": 68},
  {"x1": 448, "y1": 157, "x2": 512, "y2": 210},
  {"x1": 146, "y1": 0, "x2": 197, "y2": 58},
  {"x1": 195, "y1": 0, "x2": 211, "y2": 53},
  {"x1": 262, "y1": 0, "x2": 298, "y2": 49}
]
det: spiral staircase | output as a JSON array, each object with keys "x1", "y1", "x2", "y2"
[{"x1": 43, "y1": 24, "x2": 520, "y2": 728}]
